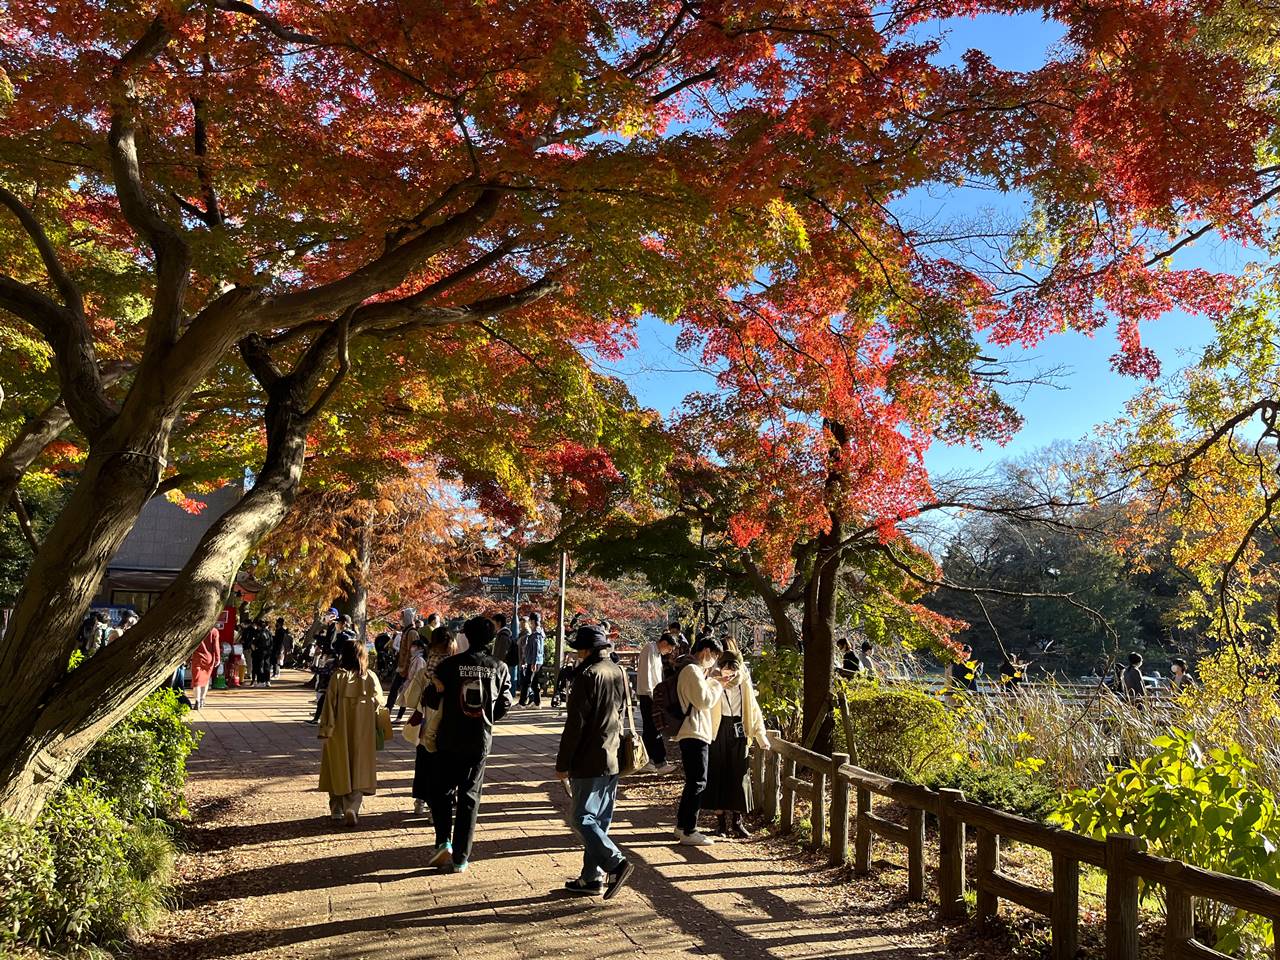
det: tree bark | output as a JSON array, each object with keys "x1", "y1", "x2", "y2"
[
  {"x1": 800, "y1": 419, "x2": 850, "y2": 755},
  {"x1": 741, "y1": 555, "x2": 801, "y2": 648},
  {"x1": 338, "y1": 512, "x2": 371, "y2": 641},
  {"x1": 0, "y1": 357, "x2": 316, "y2": 821}
]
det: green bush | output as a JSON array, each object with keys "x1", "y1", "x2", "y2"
[
  {"x1": 0, "y1": 820, "x2": 56, "y2": 947},
  {"x1": 922, "y1": 763, "x2": 1059, "y2": 822},
  {"x1": 32, "y1": 784, "x2": 173, "y2": 946},
  {"x1": 1055, "y1": 728, "x2": 1280, "y2": 958},
  {"x1": 751, "y1": 645, "x2": 805, "y2": 741},
  {"x1": 838, "y1": 680, "x2": 955, "y2": 779},
  {"x1": 73, "y1": 688, "x2": 200, "y2": 819}
]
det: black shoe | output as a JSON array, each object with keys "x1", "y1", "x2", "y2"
[
  {"x1": 305, "y1": 718, "x2": 319, "y2": 725},
  {"x1": 603, "y1": 860, "x2": 635, "y2": 901},
  {"x1": 565, "y1": 879, "x2": 604, "y2": 896}
]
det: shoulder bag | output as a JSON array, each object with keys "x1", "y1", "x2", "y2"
[{"x1": 618, "y1": 665, "x2": 649, "y2": 776}]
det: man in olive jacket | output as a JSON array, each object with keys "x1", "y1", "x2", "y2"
[{"x1": 555, "y1": 624, "x2": 635, "y2": 900}]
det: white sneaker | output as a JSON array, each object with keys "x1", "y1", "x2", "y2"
[
  {"x1": 678, "y1": 831, "x2": 715, "y2": 846},
  {"x1": 653, "y1": 762, "x2": 675, "y2": 774},
  {"x1": 672, "y1": 826, "x2": 684, "y2": 839},
  {"x1": 413, "y1": 800, "x2": 425, "y2": 815}
]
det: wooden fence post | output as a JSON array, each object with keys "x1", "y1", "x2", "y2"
[
  {"x1": 810, "y1": 764, "x2": 827, "y2": 851},
  {"x1": 854, "y1": 785, "x2": 872, "y2": 875},
  {"x1": 751, "y1": 748, "x2": 764, "y2": 801},
  {"x1": 780, "y1": 756, "x2": 796, "y2": 833},
  {"x1": 830, "y1": 753, "x2": 851, "y2": 865},
  {"x1": 975, "y1": 828, "x2": 999, "y2": 927},
  {"x1": 1052, "y1": 851, "x2": 1080, "y2": 960},
  {"x1": 1165, "y1": 887, "x2": 1192, "y2": 960},
  {"x1": 1105, "y1": 834, "x2": 1141, "y2": 960},
  {"x1": 937, "y1": 788, "x2": 967, "y2": 921},
  {"x1": 763, "y1": 733, "x2": 781, "y2": 823},
  {"x1": 907, "y1": 807, "x2": 926, "y2": 901}
]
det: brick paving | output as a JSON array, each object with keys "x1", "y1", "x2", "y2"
[{"x1": 141, "y1": 672, "x2": 923, "y2": 960}]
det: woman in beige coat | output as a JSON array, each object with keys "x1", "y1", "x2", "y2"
[{"x1": 319, "y1": 640, "x2": 384, "y2": 826}]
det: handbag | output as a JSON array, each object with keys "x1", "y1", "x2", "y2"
[
  {"x1": 375, "y1": 705, "x2": 392, "y2": 750},
  {"x1": 618, "y1": 666, "x2": 649, "y2": 776},
  {"x1": 402, "y1": 710, "x2": 423, "y2": 747}
]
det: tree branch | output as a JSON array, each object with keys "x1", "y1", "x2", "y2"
[
  {"x1": 261, "y1": 187, "x2": 501, "y2": 328},
  {"x1": 9, "y1": 491, "x2": 39, "y2": 552},
  {"x1": 108, "y1": 12, "x2": 193, "y2": 343},
  {"x1": 0, "y1": 184, "x2": 85, "y2": 314}
]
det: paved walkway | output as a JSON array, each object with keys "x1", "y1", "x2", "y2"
[{"x1": 136, "y1": 672, "x2": 926, "y2": 960}]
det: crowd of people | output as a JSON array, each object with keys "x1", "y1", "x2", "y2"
[{"x1": 309, "y1": 612, "x2": 772, "y2": 895}]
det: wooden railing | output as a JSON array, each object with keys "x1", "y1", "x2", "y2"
[{"x1": 752, "y1": 732, "x2": 1280, "y2": 960}]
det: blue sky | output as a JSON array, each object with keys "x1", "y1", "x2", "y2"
[{"x1": 605, "y1": 11, "x2": 1249, "y2": 480}]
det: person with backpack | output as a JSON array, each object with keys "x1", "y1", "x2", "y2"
[
  {"x1": 422, "y1": 615, "x2": 512, "y2": 874},
  {"x1": 636, "y1": 633, "x2": 676, "y2": 773},
  {"x1": 555, "y1": 623, "x2": 635, "y2": 899},
  {"x1": 669, "y1": 635, "x2": 725, "y2": 845}
]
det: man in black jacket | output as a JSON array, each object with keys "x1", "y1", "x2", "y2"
[
  {"x1": 555, "y1": 624, "x2": 635, "y2": 900},
  {"x1": 423, "y1": 615, "x2": 512, "y2": 874}
]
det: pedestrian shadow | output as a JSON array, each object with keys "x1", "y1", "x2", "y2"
[{"x1": 150, "y1": 891, "x2": 593, "y2": 959}]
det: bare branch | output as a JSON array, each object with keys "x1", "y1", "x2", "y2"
[{"x1": 9, "y1": 491, "x2": 39, "y2": 552}]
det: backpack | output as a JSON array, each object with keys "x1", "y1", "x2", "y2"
[{"x1": 651, "y1": 657, "x2": 696, "y2": 738}]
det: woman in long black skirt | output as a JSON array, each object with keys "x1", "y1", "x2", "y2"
[{"x1": 705, "y1": 649, "x2": 761, "y2": 837}]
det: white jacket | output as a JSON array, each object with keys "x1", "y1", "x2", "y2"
[
  {"x1": 637, "y1": 641, "x2": 663, "y2": 696},
  {"x1": 676, "y1": 662, "x2": 723, "y2": 744}
]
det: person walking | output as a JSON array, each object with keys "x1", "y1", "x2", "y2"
[
  {"x1": 519, "y1": 612, "x2": 546, "y2": 707},
  {"x1": 500, "y1": 613, "x2": 521, "y2": 697},
  {"x1": 704, "y1": 649, "x2": 769, "y2": 837},
  {"x1": 402, "y1": 627, "x2": 456, "y2": 816},
  {"x1": 387, "y1": 608, "x2": 418, "y2": 715},
  {"x1": 190, "y1": 626, "x2": 221, "y2": 711},
  {"x1": 555, "y1": 624, "x2": 636, "y2": 899},
  {"x1": 636, "y1": 633, "x2": 675, "y2": 773},
  {"x1": 423, "y1": 615, "x2": 512, "y2": 873},
  {"x1": 673, "y1": 636, "x2": 725, "y2": 845},
  {"x1": 492, "y1": 613, "x2": 513, "y2": 664},
  {"x1": 271, "y1": 617, "x2": 291, "y2": 679},
  {"x1": 1122, "y1": 652, "x2": 1147, "y2": 703},
  {"x1": 318, "y1": 640, "x2": 384, "y2": 826},
  {"x1": 251, "y1": 616, "x2": 274, "y2": 688},
  {"x1": 856, "y1": 640, "x2": 878, "y2": 678}
]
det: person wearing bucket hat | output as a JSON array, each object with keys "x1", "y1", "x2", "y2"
[{"x1": 555, "y1": 623, "x2": 635, "y2": 900}]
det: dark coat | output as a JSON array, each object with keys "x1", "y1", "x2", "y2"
[
  {"x1": 555, "y1": 649, "x2": 627, "y2": 779},
  {"x1": 424, "y1": 647, "x2": 512, "y2": 757}
]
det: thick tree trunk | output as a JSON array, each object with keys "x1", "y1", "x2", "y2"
[
  {"x1": 0, "y1": 362, "x2": 311, "y2": 822},
  {"x1": 801, "y1": 535, "x2": 842, "y2": 754},
  {"x1": 338, "y1": 513, "x2": 371, "y2": 641}
]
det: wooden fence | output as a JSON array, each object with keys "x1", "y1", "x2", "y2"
[{"x1": 749, "y1": 733, "x2": 1280, "y2": 960}]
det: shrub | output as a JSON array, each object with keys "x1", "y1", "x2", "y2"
[
  {"x1": 922, "y1": 763, "x2": 1059, "y2": 822},
  {"x1": 751, "y1": 645, "x2": 805, "y2": 741},
  {"x1": 1055, "y1": 729, "x2": 1280, "y2": 958},
  {"x1": 838, "y1": 680, "x2": 955, "y2": 779},
  {"x1": 0, "y1": 820, "x2": 56, "y2": 947},
  {"x1": 73, "y1": 688, "x2": 200, "y2": 819},
  {"x1": 0, "y1": 785, "x2": 179, "y2": 949}
]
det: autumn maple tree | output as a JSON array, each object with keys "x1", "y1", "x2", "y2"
[{"x1": 0, "y1": 0, "x2": 1275, "y2": 818}]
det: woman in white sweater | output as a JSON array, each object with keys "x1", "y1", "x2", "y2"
[{"x1": 673, "y1": 636, "x2": 726, "y2": 846}]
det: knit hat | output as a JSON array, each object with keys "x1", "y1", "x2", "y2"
[{"x1": 569, "y1": 624, "x2": 610, "y2": 651}]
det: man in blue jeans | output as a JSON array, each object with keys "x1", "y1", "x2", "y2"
[{"x1": 555, "y1": 623, "x2": 635, "y2": 900}]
